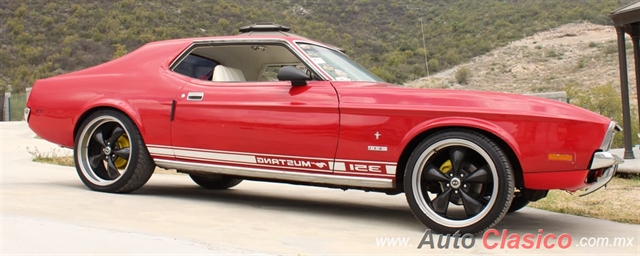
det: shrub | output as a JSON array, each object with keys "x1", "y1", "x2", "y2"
[
  {"x1": 565, "y1": 82, "x2": 639, "y2": 148},
  {"x1": 455, "y1": 67, "x2": 472, "y2": 85}
]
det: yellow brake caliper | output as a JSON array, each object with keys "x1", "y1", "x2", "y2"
[
  {"x1": 113, "y1": 134, "x2": 130, "y2": 169},
  {"x1": 439, "y1": 159, "x2": 452, "y2": 174},
  {"x1": 439, "y1": 159, "x2": 452, "y2": 190}
]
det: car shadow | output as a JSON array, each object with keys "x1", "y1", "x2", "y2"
[
  {"x1": 133, "y1": 182, "x2": 425, "y2": 231},
  {"x1": 52, "y1": 180, "x2": 635, "y2": 237}
]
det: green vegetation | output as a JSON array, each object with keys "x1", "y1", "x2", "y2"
[
  {"x1": 455, "y1": 67, "x2": 472, "y2": 84},
  {"x1": 529, "y1": 176, "x2": 640, "y2": 224},
  {"x1": 9, "y1": 93, "x2": 26, "y2": 121},
  {"x1": 565, "y1": 82, "x2": 639, "y2": 148},
  {"x1": 0, "y1": 0, "x2": 631, "y2": 92},
  {"x1": 26, "y1": 147, "x2": 74, "y2": 167}
]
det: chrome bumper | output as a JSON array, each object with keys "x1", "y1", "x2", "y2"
[
  {"x1": 580, "y1": 121, "x2": 624, "y2": 196},
  {"x1": 580, "y1": 164, "x2": 618, "y2": 197},
  {"x1": 589, "y1": 151, "x2": 625, "y2": 170}
]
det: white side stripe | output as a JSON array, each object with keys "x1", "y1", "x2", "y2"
[
  {"x1": 333, "y1": 162, "x2": 346, "y2": 171},
  {"x1": 154, "y1": 159, "x2": 394, "y2": 189},
  {"x1": 385, "y1": 165, "x2": 397, "y2": 175},
  {"x1": 147, "y1": 147, "x2": 174, "y2": 156},
  {"x1": 173, "y1": 149, "x2": 255, "y2": 164},
  {"x1": 148, "y1": 146, "x2": 397, "y2": 174}
]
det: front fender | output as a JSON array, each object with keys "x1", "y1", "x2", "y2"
[{"x1": 400, "y1": 116, "x2": 522, "y2": 160}]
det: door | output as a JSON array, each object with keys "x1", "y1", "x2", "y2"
[{"x1": 170, "y1": 79, "x2": 340, "y2": 173}]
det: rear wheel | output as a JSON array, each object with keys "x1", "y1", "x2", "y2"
[
  {"x1": 189, "y1": 174, "x2": 242, "y2": 189},
  {"x1": 74, "y1": 110, "x2": 154, "y2": 193},
  {"x1": 404, "y1": 130, "x2": 514, "y2": 234}
]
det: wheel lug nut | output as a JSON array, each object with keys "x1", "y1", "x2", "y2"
[
  {"x1": 463, "y1": 184, "x2": 467, "y2": 188},
  {"x1": 454, "y1": 190, "x2": 459, "y2": 194},
  {"x1": 460, "y1": 174, "x2": 464, "y2": 177},
  {"x1": 446, "y1": 184, "x2": 450, "y2": 187}
]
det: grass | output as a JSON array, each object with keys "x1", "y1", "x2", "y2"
[
  {"x1": 26, "y1": 146, "x2": 180, "y2": 174},
  {"x1": 529, "y1": 175, "x2": 640, "y2": 224},
  {"x1": 26, "y1": 147, "x2": 74, "y2": 167}
]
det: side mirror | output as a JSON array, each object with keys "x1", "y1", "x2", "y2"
[{"x1": 277, "y1": 66, "x2": 310, "y2": 86}]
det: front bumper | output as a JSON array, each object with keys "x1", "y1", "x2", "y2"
[
  {"x1": 579, "y1": 165, "x2": 619, "y2": 197},
  {"x1": 580, "y1": 122, "x2": 624, "y2": 196},
  {"x1": 589, "y1": 151, "x2": 624, "y2": 170}
]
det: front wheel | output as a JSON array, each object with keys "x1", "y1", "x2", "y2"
[
  {"x1": 507, "y1": 192, "x2": 530, "y2": 213},
  {"x1": 404, "y1": 130, "x2": 514, "y2": 234},
  {"x1": 74, "y1": 110, "x2": 154, "y2": 193}
]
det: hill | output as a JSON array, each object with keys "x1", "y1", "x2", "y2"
[
  {"x1": 405, "y1": 22, "x2": 636, "y2": 98},
  {"x1": 0, "y1": 0, "x2": 634, "y2": 93}
]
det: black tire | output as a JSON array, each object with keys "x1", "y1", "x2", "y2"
[
  {"x1": 74, "y1": 110, "x2": 154, "y2": 193},
  {"x1": 508, "y1": 193, "x2": 530, "y2": 213},
  {"x1": 404, "y1": 129, "x2": 514, "y2": 234},
  {"x1": 189, "y1": 174, "x2": 243, "y2": 189}
]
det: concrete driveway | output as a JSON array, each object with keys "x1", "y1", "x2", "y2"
[{"x1": 2, "y1": 122, "x2": 639, "y2": 255}]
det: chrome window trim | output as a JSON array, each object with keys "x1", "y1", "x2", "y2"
[{"x1": 169, "y1": 38, "x2": 330, "y2": 81}]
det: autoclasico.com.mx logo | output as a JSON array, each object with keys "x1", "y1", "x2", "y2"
[{"x1": 375, "y1": 229, "x2": 636, "y2": 249}]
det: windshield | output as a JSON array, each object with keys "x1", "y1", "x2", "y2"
[{"x1": 297, "y1": 43, "x2": 384, "y2": 82}]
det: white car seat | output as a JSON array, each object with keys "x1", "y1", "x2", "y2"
[{"x1": 211, "y1": 65, "x2": 246, "y2": 82}]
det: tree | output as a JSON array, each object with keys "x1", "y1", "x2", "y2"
[
  {"x1": 565, "y1": 82, "x2": 639, "y2": 148},
  {"x1": 111, "y1": 44, "x2": 127, "y2": 59}
]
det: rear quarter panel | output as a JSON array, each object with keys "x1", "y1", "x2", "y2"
[{"x1": 27, "y1": 40, "x2": 192, "y2": 148}]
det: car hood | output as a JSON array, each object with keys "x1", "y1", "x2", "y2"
[{"x1": 333, "y1": 82, "x2": 611, "y2": 125}]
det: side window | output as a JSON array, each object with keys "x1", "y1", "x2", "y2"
[
  {"x1": 259, "y1": 64, "x2": 313, "y2": 82},
  {"x1": 173, "y1": 43, "x2": 322, "y2": 83},
  {"x1": 173, "y1": 54, "x2": 218, "y2": 80},
  {"x1": 259, "y1": 66, "x2": 281, "y2": 81}
]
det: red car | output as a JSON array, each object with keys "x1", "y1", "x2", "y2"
[{"x1": 26, "y1": 23, "x2": 623, "y2": 234}]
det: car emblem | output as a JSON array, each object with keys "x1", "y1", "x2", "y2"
[{"x1": 450, "y1": 177, "x2": 461, "y2": 189}]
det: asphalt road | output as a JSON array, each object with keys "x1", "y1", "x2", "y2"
[{"x1": 2, "y1": 121, "x2": 639, "y2": 255}]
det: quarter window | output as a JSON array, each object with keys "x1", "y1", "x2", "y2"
[{"x1": 173, "y1": 54, "x2": 218, "y2": 80}]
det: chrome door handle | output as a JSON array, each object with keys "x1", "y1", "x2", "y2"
[{"x1": 187, "y1": 92, "x2": 204, "y2": 101}]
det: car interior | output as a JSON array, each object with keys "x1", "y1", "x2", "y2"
[{"x1": 173, "y1": 43, "x2": 317, "y2": 82}]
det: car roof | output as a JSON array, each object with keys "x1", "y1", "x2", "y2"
[{"x1": 146, "y1": 23, "x2": 344, "y2": 52}]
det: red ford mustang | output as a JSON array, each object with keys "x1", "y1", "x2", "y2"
[{"x1": 26, "y1": 23, "x2": 623, "y2": 234}]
